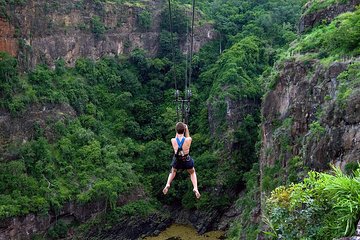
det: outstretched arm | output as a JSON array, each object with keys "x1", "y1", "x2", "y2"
[{"x1": 185, "y1": 124, "x2": 190, "y2": 138}]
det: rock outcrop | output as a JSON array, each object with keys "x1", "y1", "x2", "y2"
[
  {"x1": 81, "y1": 203, "x2": 240, "y2": 239},
  {"x1": 261, "y1": 58, "x2": 360, "y2": 182},
  {"x1": 0, "y1": 188, "x2": 145, "y2": 240},
  {"x1": 299, "y1": 0, "x2": 360, "y2": 33},
  {"x1": 0, "y1": 0, "x2": 215, "y2": 69},
  {"x1": 84, "y1": 212, "x2": 172, "y2": 240}
]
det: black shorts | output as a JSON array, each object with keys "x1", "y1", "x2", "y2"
[{"x1": 171, "y1": 155, "x2": 194, "y2": 170}]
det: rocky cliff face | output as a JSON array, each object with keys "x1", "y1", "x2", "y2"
[
  {"x1": 0, "y1": 187, "x2": 145, "y2": 240},
  {"x1": 83, "y1": 203, "x2": 240, "y2": 239},
  {"x1": 259, "y1": 2, "x2": 360, "y2": 236},
  {"x1": 261, "y1": 59, "x2": 359, "y2": 176},
  {"x1": 0, "y1": 18, "x2": 17, "y2": 56},
  {"x1": 299, "y1": 0, "x2": 360, "y2": 33},
  {"x1": 261, "y1": 0, "x2": 360, "y2": 194},
  {"x1": 0, "y1": 0, "x2": 215, "y2": 69}
]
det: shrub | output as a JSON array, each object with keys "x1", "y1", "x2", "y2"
[
  {"x1": 0, "y1": 52, "x2": 18, "y2": 84},
  {"x1": 160, "y1": 4, "x2": 189, "y2": 34},
  {"x1": 265, "y1": 166, "x2": 360, "y2": 239},
  {"x1": 47, "y1": 220, "x2": 68, "y2": 239},
  {"x1": 290, "y1": 8, "x2": 360, "y2": 58},
  {"x1": 344, "y1": 161, "x2": 359, "y2": 175},
  {"x1": 91, "y1": 16, "x2": 106, "y2": 38},
  {"x1": 336, "y1": 62, "x2": 360, "y2": 108},
  {"x1": 309, "y1": 121, "x2": 325, "y2": 138},
  {"x1": 304, "y1": 0, "x2": 350, "y2": 15},
  {"x1": 137, "y1": 10, "x2": 151, "y2": 31}
]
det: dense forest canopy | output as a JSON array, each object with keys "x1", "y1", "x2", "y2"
[
  {"x1": 0, "y1": 0, "x2": 359, "y2": 239},
  {"x1": 0, "y1": 0, "x2": 310, "y2": 228}
]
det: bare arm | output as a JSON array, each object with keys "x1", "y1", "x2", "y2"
[
  {"x1": 183, "y1": 125, "x2": 192, "y2": 151},
  {"x1": 185, "y1": 124, "x2": 190, "y2": 138},
  {"x1": 171, "y1": 138, "x2": 177, "y2": 153}
]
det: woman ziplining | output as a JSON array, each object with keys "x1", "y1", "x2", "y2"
[
  {"x1": 162, "y1": 122, "x2": 201, "y2": 199},
  {"x1": 162, "y1": 0, "x2": 200, "y2": 199}
]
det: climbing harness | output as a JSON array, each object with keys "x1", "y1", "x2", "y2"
[
  {"x1": 175, "y1": 137, "x2": 190, "y2": 161},
  {"x1": 176, "y1": 137, "x2": 185, "y2": 156},
  {"x1": 167, "y1": 0, "x2": 196, "y2": 125}
]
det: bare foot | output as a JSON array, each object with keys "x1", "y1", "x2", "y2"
[
  {"x1": 193, "y1": 189, "x2": 201, "y2": 199},
  {"x1": 163, "y1": 185, "x2": 170, "y2": 195}
]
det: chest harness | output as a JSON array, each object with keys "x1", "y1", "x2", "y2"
[{"x1": 175, "y1": 137, "x2": 190, "y2": 161}]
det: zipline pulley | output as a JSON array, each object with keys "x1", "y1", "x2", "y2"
[{"x1": 174, "y1": 90, "x2": 191, "y2": 124}]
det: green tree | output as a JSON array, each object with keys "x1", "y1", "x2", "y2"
[
  {"x1": 138, "y1": 10, "x2": 151, "y2": 31},
  {"x1": 160, "y1": 4, "x2": 189, "y2": 35},
  {"x1": 0, "y1": 52, "x2": 18, "y2": 84},
  {"x1": 91, "y1": 16, "x2": 106, "y2": 38},
  {"x1": 159, "y1": 30, "x2": 180, "y2": 58}
]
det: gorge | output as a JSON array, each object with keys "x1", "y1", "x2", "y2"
[{"x1": 0, "y1": 0, "x2": 359, "y2": 239}]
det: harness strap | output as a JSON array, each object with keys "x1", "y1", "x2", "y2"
[{"x1": 176, "y1": 137, "x2": 185, "y2": 149}]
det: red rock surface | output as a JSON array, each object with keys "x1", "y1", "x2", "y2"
[{"x1": 0, "y1": 18, "x2": 17, "y2": 56}]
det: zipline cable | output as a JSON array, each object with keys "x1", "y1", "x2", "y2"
[
  {"x1": 167, "y1": 0, "x2": 180, "y2": 121},
  {"x1": 168, "y1": 0, "x2": 196, "y2": 124},
  {"x1": 184, "y1": 0, "x2": 196, "y2": 124},
  {"x1": 188, "y1": 0, "x2": 196, "y2": 91},
  {"x1": 185, "y1": 17, "x2": 189, "y2": 95}
]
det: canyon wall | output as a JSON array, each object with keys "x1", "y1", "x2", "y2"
[
  {"x1": 0, "y1": 0, "x2": 215, "y2": 68},
  {"x1": 261, "y1": 0, "x2": 360, "y2": 198}
]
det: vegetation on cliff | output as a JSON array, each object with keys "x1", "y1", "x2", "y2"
[
  {"x1": 1, "y1": 0, "x2": 359, "y2": 239},
  {"x1": 262, "y1": 3, "x2": 360, "y2": 240},
  {"x1": 0, "y1": 0, "x2": 304, "y2": 237},
  {"x1": 265, "y1": 166, "x2": 360, "y2": 239},
  {"x1": 290, "y1": 7, "x2": 360, "y2": 61},
  {"x1": 303, "y1": 0, "x2": 350, "y2": 14}
]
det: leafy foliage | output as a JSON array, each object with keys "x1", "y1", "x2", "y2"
[
  {"x1": 0, "y1": 52, "x2": 21, "y2": 110},
  {"x1": 0, "y1": 0, "x2": 346, "y2": 238},
  {"x1": 336, "y1": 62, "x2": 360, "y2": 107},
  {"x1": 227, "y1": 163, "x2": 261, "y2": 239},
  {"x1": 137, "y1": 10, "x2": 152, "y2": 31},
  {"x1": 289, "y1": 8, "x2": 360, "y2": 59},
  {"x1": 208, "y1": 0, "x2": 306, "y2": 48},
  {"x1": 160, "y1": 3, "x2": 189, "y2": 35},
  {"x1": 266, "y1": 166, "x2": 360, "y2": 239},
  {"x1": 208, "y1": 36, "x2": 265, "y2": 100},
  {"x1": 91, "y1": 16, "x2": 106, "y2": 38},
  {"x1": 0, "y1": 0, "x2": 27, "y2": 18},
  {"x1": 303, "y1": 0, "x2": 349, "y2": 15}
]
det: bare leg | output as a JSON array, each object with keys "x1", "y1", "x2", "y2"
[
  {"x1": 163, "y1": 168, "x2": 177, "y2": 195},
  {"x1": 188, "y1": 168, "x2": 200, "y2": 199}
]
